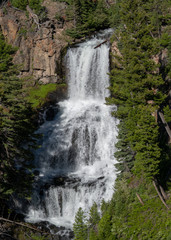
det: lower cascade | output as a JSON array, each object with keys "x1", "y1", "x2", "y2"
[{"x1": 26, "y1": 30, "x2": 118, "y2": 234}]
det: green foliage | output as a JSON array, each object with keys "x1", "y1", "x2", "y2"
[
  {"x1": 73, "y1": 208, "x2": 88, "y2": 240},
  {"x1": 163, "y1": 105, "x2": 171, "y2": 123},
  {"x1": 11, "y1": 0, "x2": 46, "y2": 20},
  {"x1": 166, "y1": 38, "x2": 171, "y2": 79},
  {"x1": 11, "y1": 0, "x2": 28, "y2": 10},
  {"x1": 0, "y1": 33, "x2": 37, "y2": 198},
  {"x1": 87, "y1": 202, "x2": 100, "y2": 239},
  {"x1": 29, "y1": 0, "x2": 46, "y2": 20},
  {"x1": 114, "y1": 121, "x2": 135, "y2": 175},
  {"x1": 121, "y1": 180, "x2": 171, "y2": 239},
  {"x1": 108, "y1": 0, "x2": 170, "y2": 180},
  {"x1": 88, "y1": 202, "x2": 100, "y2": 227},
  {"x1": 31, "y1": 235, "x2": 46, "y2": 240},
  {"x1": 89, "y1": 177, "x2": 171, "y2": 240},
  {"x1": 125, "y1": 106, "x2": 161, "y2": 178},
  {"x1": 97, "y1": 211, "x2": 113, "y2": 239},
  {"x1": 65, "y1": 0, "x2": 110, "y2": 38},
  {"x1": 108, "y1": 0, "x2": 121, "y2": 27},
  {"x1": 27, "y1": 83, "x2": 58, "y2": 109},
  {"x1": 18, "y1": 27, "x2": 27, "y2": 39}
]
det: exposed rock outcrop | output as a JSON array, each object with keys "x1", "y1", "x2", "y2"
[{"x1": 0, "y1": 1, "x2": 70, "y2": 84}]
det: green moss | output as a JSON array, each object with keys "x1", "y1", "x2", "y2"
[
  {"x1": 18, "y1": 27, "x2": 27, "y2": 39},
  {"x1": 27, "y1": 83, "x2": 65, "y2": 109}
]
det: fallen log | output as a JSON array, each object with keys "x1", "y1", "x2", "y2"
[
  {"x1": 94, "y1": 40, "x2": 108, "y2": 49},
  {"x1": 0, "y1": 217, "x2": 50, "y2": 235}
]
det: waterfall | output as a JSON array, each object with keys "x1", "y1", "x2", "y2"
[{"x1": 26, "y1": 30, "x2": 118, "y2": 232}]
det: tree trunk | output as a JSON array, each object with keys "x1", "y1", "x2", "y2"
[
  {"x1": 136, "y1": 193, "x2": 144, "y2": 206},
  {"x1": 159, "y1": 185, "x2": 168, "y2": 200},
  {"x1": 153, "y1": 180, "x2": 169, "y2": 210},
  {"x1": 26, "y1": 5, "x2": 40, "y2": 29},
  {"x1": 94, "y1": 40, "x2": 108, "y2": 49},
  {"x1": 0, "y1": 217, "x2": 51, "y2": 234},
  {"x1": 158, "y1": 111, "x2": 171, "y2": 140}
]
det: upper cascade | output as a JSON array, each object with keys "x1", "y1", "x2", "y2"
[{"x1": 67, "y1": 38, "x2": 110, "y2": 101}]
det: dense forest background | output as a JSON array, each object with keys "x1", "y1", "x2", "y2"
[{"x1": 0, "y1": 0, "x2": 171, "y2": 239}]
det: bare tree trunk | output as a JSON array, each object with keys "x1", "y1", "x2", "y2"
[
  {"x1": 153, "y1": 181, "x2": 169, "y2": 210},
  {"x1": 159, "y1": 185, "x2": 168, "y2": 201},
  {"x1": 158, "y1": 111, "x2": 171, "y2": 140},
  {"x1": 136, "y1": 193, "x2": 144, "y2": 206},
  {"x1": 26, "y1": 5, "x2": 40, "y2": 29}
]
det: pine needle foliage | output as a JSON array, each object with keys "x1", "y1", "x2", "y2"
[
  {"x1": 0, "y1": 33, "x2": 37, "y2": 198},
  {"x1": 65, "y1": 0, "x2": 110, "y2": 38},
  {"x1": 73, "y1": 207, "x2": 88, "y2": 240},
  {"x1": 11, "y1": 0, "x2": 46, "y2": 20}
]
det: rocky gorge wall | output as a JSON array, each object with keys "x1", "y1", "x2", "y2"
[{"x1": 0, "y1": 0, "x2": 70, "y2": 85}]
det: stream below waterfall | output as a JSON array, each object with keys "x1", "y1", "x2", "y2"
[{"x1": 26, "y1": 29, "x2": 118, "y2": 238}]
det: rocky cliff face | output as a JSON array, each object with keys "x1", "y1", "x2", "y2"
[{"x1": 0, "y1": 1, "x2": 70, "y2": 85}]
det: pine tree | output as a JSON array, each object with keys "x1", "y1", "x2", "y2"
[
  {"x1": 114, "y1": 121, "x2": 135, "y2": 175},
  {"x1": 97, "y1": 211, "x2": 113, "y2": 240},
  {"x1": 89, "y1": 202, "x2": 100, "y2": 226},
  {"x1": 0, "y1": 33, "x2": 37, "y2": 198},
  {"x1": 66, "y1": 0, "x2": 110, "y2": 38},
  {"x1": 88, "y1": 202, "x2": 100, "y2": 239},
  {"x1": 108, "y1": 0, "x2": 169, "y2": 180},
  {"x1": 73, "y1": 208, "x2": 88, "y2": 240}
]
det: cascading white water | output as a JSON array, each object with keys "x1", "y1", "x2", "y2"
[{"x1": 26, "y1": 30, "x2": 118, "y2": 231}]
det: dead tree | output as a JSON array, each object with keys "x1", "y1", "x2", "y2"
[
  {"x1": 26, "y1": 5, "x2": 40, "y2": 29},
  {"x1": 153, "y1": 180, "x2": 169, "y2": 210}
]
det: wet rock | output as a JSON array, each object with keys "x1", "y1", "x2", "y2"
[
  {"x1": 34, "y1": 221, "x2": 74, "y2": 240},
  {"x1": 9, "y1": 194, "x2": 30, "y2": 216},
  {"x1": 46, "y1": 106, "x2": 59, "y2": 121}
]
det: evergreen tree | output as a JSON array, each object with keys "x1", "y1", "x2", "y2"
[
  {"x1": 108, "y1": 0, "x2": 169, "y2": 180},
  {"x1": 0, "y1": 33, "x2": 37, "y2": 198},
  {"x1": 114, "y1": 121, "x2": 135, "y2": 175},
  {"x1": 66, "y1": 0, "x2": 110, "y2": 38},
  {"x1": 73, "y1": 208, "x2": 88, "y2": 240},
  {"x1": 97, "y1": 211, "x2": 113, "y2": 240},
  {"x1": 11, "y1": 0, "x2": 46, "y2": 20},
  {"x1": 88, "y1": 202, "x2": 100, "y2": 239},
  {"x1": 88, "y1": 202, "x2": 100, "y2": 226}
]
